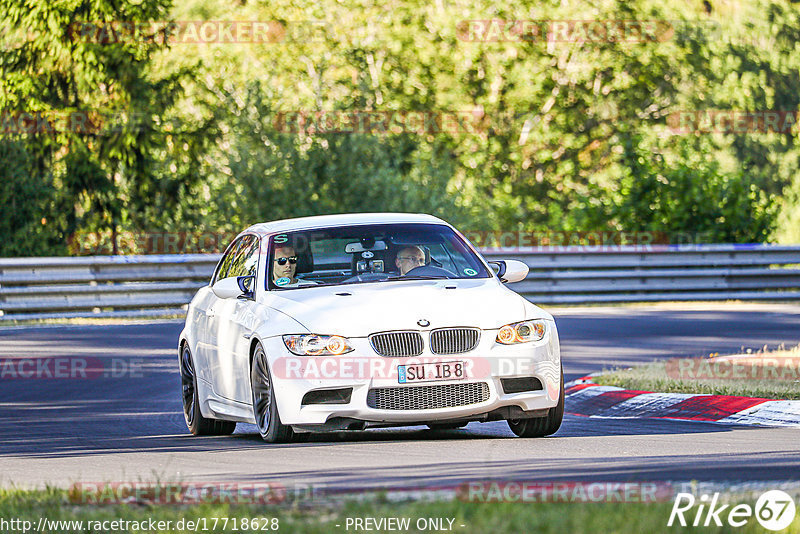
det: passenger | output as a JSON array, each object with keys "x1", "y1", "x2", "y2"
[{"x1": 395, "y1": 245, "x2": 426, "y2": 275}]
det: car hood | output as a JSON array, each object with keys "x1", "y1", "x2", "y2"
[{"x1": 264, "y1": 278, "x2": 549, "y2": 337}]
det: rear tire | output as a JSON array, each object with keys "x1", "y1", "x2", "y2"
[
  {"x1": 251, "y1": 342, "x2": 294, "y2": 443},
  {"x1": 507, "y1": 366, "x2": 564, "y2": 438},
  {"x1": 180, "y1": 344, "x2": 236, "y2": 436}
]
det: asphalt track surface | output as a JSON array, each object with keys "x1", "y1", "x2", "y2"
[{"x1": 1, "y1": 304, "x2": 799, "y2": 490}]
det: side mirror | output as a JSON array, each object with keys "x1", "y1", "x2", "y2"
[
  {"x1": 489, "y1": 260, "x2": 528, "y2": 283},
  {"x1": 212, "y1": 275, "x2": 255, "y2": 299},
  {"x1": 487, "y1": 261, "x2": 506, "y2": 278}
]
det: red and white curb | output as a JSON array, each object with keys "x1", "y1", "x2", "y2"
[{"x1": 565, "y1": 377, "x2": 800, "y2": 427}]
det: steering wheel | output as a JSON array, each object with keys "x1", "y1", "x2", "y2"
[{"x1": 404, "y1": 265, "x2": 458, "y2": 278}]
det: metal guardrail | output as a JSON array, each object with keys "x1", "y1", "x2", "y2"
[
  {"x1": 482, "y1": 244, "x2": 800, "y2": 304},
  {"x1": 1, "y1": 244, "x2": 799, "y2": 321},
  {"x1": 0, "y1": 255, "x2": 218, "y2": 321}
]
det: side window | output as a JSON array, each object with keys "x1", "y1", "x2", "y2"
[
  {"x1": 243, "y1": 237, "x2": 260, "y2": 278},
  {"x1": 228, "y1": 235, "x2": 260, "y2": 279},
  {"x1": 213, "y1": 237, "x2": 244, "y2": 284}
]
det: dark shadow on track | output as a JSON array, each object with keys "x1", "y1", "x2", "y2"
[
  {"x1": 210, "y1": 449, "x2": 800, "y2": 488},
  {"x1": 0, "y1": 410, "x2": 763, "y2": 459}
]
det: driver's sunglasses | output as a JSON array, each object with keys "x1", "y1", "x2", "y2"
[{"x1": 274, "y1": 256, "x2": 298, "y2": 265}]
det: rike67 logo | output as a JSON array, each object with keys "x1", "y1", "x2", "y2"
[{"x1": 668, "y1": 490, "x2": 796, "y2": 530}]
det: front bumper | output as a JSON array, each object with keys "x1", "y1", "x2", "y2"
[{"x1": 263, "y1": 322, "x2": 561, "y2": 428}]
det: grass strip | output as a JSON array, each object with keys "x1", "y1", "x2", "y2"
[
  {"x1": 2, "y1": 487, "x2": 799, "y2": 533},
  {"x1": 594, "y1": 347, "x2": 800, "y2": 400}
]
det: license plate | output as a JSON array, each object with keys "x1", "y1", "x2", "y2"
[{"x1": 397, "y1": 361, "x2": 465, "y2": 384}]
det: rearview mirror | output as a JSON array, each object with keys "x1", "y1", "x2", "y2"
[{"x1": 345, "y1": 240, "x2": 387, "y2": 253}]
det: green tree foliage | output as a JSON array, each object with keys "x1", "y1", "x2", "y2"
[
  {"x1": 205, "y1": 82, "x2": 468, "y2": 230},
  {"x1": 0, "y1": 139, "x2": 62, "y2": 256},
  {"x1": 611, "y1": 134, "x2": 776, "y2": 242},
  {"x1": 2, "y1": 0, "x2": 799, "y2": 256},
  {"x1": 0, "y1": 0, "x2": 208, "y2": 253},
  {"x1": 178, "y1": 0, "x2": 793, "y2": 243}
]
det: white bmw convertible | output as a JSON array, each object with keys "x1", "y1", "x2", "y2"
[{"x1": 178, "y1": 213, "x2": 563, "y2": 442}]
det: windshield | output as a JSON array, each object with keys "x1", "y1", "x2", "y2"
[{"x1": 266, "y1": 223, "x2": 491, "y2": 290}]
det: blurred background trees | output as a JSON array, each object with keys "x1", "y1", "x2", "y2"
[{"x1": 1, "y1": 0, "x2": 798, "y2": 255}]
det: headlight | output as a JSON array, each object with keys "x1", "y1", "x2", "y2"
[
  {"x1": 283, "y1": 334, "x2": 354, "y2": 356},
  {"x1": 495, "y1": 320, "x2": 546, "y2": 344}
]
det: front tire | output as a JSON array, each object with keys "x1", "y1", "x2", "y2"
[
  {"x1": 180, "y1": 344, "x2": 236, "y2": 436},
  {"x1": 251, "y1": 342, "x2": 294, "y2": 443},
  {"x1": 507, "y1": 366, "x2": 564, "y2": 438}
]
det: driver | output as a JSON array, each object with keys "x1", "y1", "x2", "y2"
[
  {"x1": 395, "y1": 246, "x2": 426, "y2": 275},
  {"x1": 272, "y1": 246, "x2": 299, "y2": 286},
  {"x1": 272, "y1": 245, "x2": 317, "y2": 287}
]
